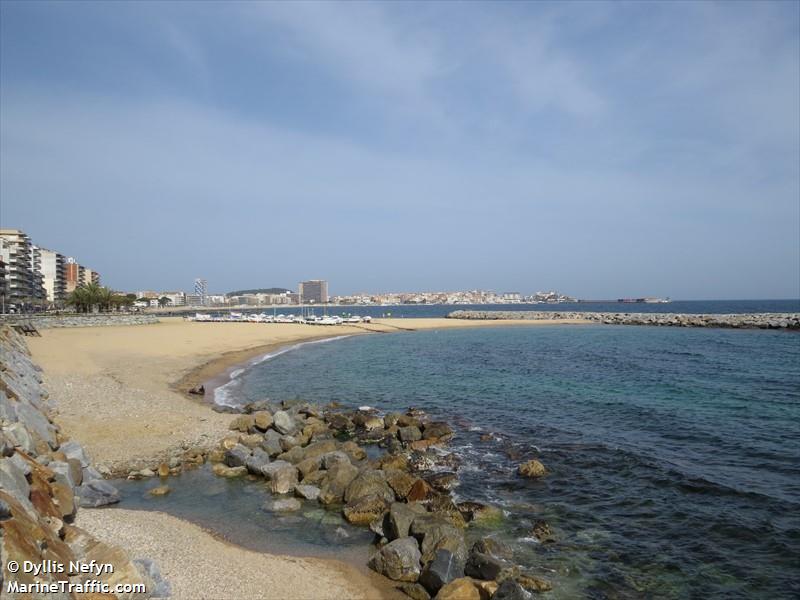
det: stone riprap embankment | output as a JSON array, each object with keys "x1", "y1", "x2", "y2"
[
  {"x1": 0, "y1": 326, "x2": 168, "y2": 598},
  {"x1": 168, "y1": 399, "x2": 554, "y2": 598},
  {"x1": 1, "y1": 314, "x2": 160, "y2": 329},
  {"x1": 447, "y1": 310, "x2": 800, "y2": 330}
]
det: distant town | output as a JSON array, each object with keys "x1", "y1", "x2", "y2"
[{"x1": 2, "y1": 227, "x2": 669, "y2": 314}]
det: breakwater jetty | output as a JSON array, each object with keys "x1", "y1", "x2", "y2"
[{"x1": 447, "y1": 310, "x2": 800, "y2": 329}]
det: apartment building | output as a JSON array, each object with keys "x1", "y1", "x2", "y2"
[{"x1": 299, "y1": 279, "x2": 328, "y2": 304}]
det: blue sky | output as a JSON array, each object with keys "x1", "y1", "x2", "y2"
[{"x1": 1, "y1": 1, "x2": 798, "y2": 298}]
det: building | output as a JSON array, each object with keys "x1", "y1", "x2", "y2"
[
  {"x1": 0, "y1": 229, "x2": 46, "y2": 308},
  {"x1": 299, "y1": 280, "x2": 328, "y2": 304},
  {"x1": 35, "y1": 247, "x2": 67, "y2": 305},
  {"x1": 162, "y1": 292, "x2": 186, "y2": 307},
  {"x1": 64, "y1": 258, "x2": 85, "y2": 294},
  {"x1": 194, "y1": 278, "x2": 208, "y2": 306},
  {"x1": 80, "y1": 268, "x2": 100, "y2": 286}
]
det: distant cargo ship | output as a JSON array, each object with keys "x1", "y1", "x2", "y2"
[{"x1": 617, "y1": 297, "x2": 671, "y2": 304}]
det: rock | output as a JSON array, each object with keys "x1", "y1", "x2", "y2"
[
  {"x1": 303, "y1": 439, "x2": 338, "y2": 461},
  {"x1": 464, "y1": 552, "x2": 508, "y2": 581},
  {"x1": 229, "y1": 414, "x2": 255, "y2": 433},
  {"x1": 273, "y1": 410, "x2": 296, "y2": 435},
  {"x1": 318, "y1": 461, "x2": 359, "y2": 505},
  {"x1": 296, "y1": 456, "x2": 322, "y2": 479},
  {"x1": 386, "y1": 502, "x2": 428, "y2": 540},
  {"x1": 426, "y1": 472, "x2": 459, "y2": 492},
  {"x1": 364, "y1": 416, "x2": 385, "y2": 430},
  {"x1": 59, "y1": 440, "x2": 90, "y2": 467},
  {"x1": 260, "y1": 459, "x2": 292, "y2": 479},
  {"x1": 267, "y1": 463, "x2": 299, "y2": 495},
  {"x1": 422, "y1": 422, "x2": 454, "y2": 441},
  {"x1": 294, "y1": 484, "x2": 321, "y2": 501},
  {"x1": 239, "y1": 433, "x2": 266, "y2": 449},
  {"x1": 277, "y1": 445, "x2": 306, "y2": 465},
  {"x1": 345, "y1": 469, "x2": 395, "y2": 504},
  {"x1": 343, "y1": 494, "x2": 389, "y2": 526},
  {"x1": 473, "y1": 580, "x2": 498, "y2": 600},
  {"x1": 244, "y1": 448, "x2": 271, "y2": 475},
  {"x1": 321, "y1": 451, "x2": 352, "y2": 469},
  {"x1": 212, "y1": 463, "x2": 247, "y2": 478},
  {"x1": 224, "y1": 444, "x2": 251, "y2": 468},
  {"x1": 517, "y1": 460, "x2": 546, "y2": 478},
  {"x1": 457, "y1": 503, "x2": 503, "y2": 526},
  {"x1": 279, "y1": 435, "x2": 301, "y2": 452},
  {"x1": 515, "y1": 573, "x2": 552, "y2": 593},
  {"x1": 262, "y1": 497, "x2": 302, "y2": 512},
  {"x1": 188, "y1": 384, "x2": 205, "y2": 395},
  {"x1": 471, "y1": 538, "x2": 513, "y2": 561},
  {"x1": 407, "y1": 479, "x2": 433, "y2": 502},
  {"x1": 400, "y1": 583, "x2": 432, "y2": 600},
  {"x1": 261, "y1": 430, "x2": 284, "y2": 457},
  {"x1": 411, "y1": 515, "x2": 466, "y2": 564},
  {"x1": 0, "y1": 497, "x2": 12, "y2": 519},
  {"x1": 386, "y1": 469, "x2": 418, "y2": 499},
  {"x1": 325, "y1": 413, "x2": 355, "y2": 432},
  {"x1": 399, "y1": 426, "x2": 423, "y2": 443},
  {"x1": 76, "y1": 479, "x2": 121, "y2": 508},
  {"x1": 341, "y1": 440, "x2": 367, "y2": 460},
  {"x1": 253, "y1": 411, "x2": 273, "y2": 431},
  {"x1": 133, "y1": 558, "x2": 172, "y2": 598},
  {"x1": 419, "y1": 549, "x2": 465, "y2": 596},
  {"x1": 368, "y1": 536, "x2": 422, "y2": 582},
  {"x1": 434, "y1": 578, "x2": 480, "y2": 600},
  {"x1": 157, "y1": 462, "x2": 170, "y2": 478},
  {"x1": 492, "y1": 579, "x2": 531, "y2": 600},
  {"x1": 148, "y1": 485, "x2": 171, "y2": 497},
  {"x1": 530, "y1": 520, "x2": 555, "y2": 543}
]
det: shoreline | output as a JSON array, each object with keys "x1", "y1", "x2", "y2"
[{"x1": 23, "y1": 316, "x2": 585, "y2": 600}]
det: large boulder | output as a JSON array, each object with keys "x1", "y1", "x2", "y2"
[
  {"x1": 419, "y1": 549, "x2": 465, "y2": 596},
  {"x1": 244, "y1": 448, "x2": 271, "y2": 475},
  {"x1": 399, "y1": 426, "x2": 423, "y2": 443},
  {"x1": 294, "y1": 485, "x2": 321, "y2": 501},
  {"x1": 272, "y1": 410, "x2": 296, "y2": 435},
  {"x1": 386, "y1": 501, "x2": 428, "y2": 540},
  {"x1": 268, "y1": 463, "x2": 298, "y2": 495},
  {"x1": 76, "y1": 479, "x2": 121, "y2": 508},
  {"x1": 321, "y1": 451, "x2": 351, "y2": 470},
  {"x1": 262, "y1": 497, "x2": 302, "y2": 512},
  {"x1": 434, "y1": 578, "x2": 480, "y2": 600},
  {"x1": 464, "y1": 551, "x2": 509, "y2": 581},
  {"x1": 303, "y1": 439, "x2": 338, "y2": 461},
  {"x1": 422, "y1": 422, "x2": 453, "y2": 442},
  {"x1": 253, "y1": 411, "x2": 273, "y2": 432},
  {"x1": 344, "y1": 470, "x2": 394, "y2": 504},
  {"x1": 426, "y1": 472, "x2": 459, "y2": 493},
  {"x1": 368, "y1": 536, "x2": 422, "y2": 582},
  {"x1": 411, "y1": 515, "x2": 466, "y2": 564},
  {"x1": 492, "y1": 579, "x2": 531, "y2": 600},
  {"x1": 343, "y1": 494, "x2": 389, "y2": 526},
  {"x1": 261, "y1": 429, "x2": 284, "y2": 457},
  {"x1": 318, "y1": 461, "x2": 359, "y2": 505},
  {"x1": 224, "y1": 444, "x2": 251, "y2": 468},
  {"x1": 517, "y1": 460, "x2": 546, "y2": 478},
  {"x1": 385, "y1": 469, "x2": 417, "y2": 499}
]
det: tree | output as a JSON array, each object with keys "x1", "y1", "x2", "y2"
[
  {"x1": 66, "y1": 283, "x2": 120, "y2": 313},
  {"x1": 158, "y1": 296, "x2": 171, "y2": 308}
]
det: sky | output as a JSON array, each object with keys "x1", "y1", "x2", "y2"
[{"x1": 1, "y1": 1, "x2": 798, "y2": 299}]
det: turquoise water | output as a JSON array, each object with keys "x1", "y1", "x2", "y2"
[{"x1": 219, "y1": 325, "x2": 800, "y2": 599}]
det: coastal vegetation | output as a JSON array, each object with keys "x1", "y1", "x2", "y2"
[{"x1": 66, "y1": 282, "x2": 134, "y2": 313}]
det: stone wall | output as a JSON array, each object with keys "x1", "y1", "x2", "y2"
[
  {"x1": 0, "y1": 315, "x2": 160, "y2": 329},
  {"x1": 447, "y1": 310, "x2": 800, "y2": 330},
  {"x1": 0, "y1": 326, "x2": 167, "y2": 598}
]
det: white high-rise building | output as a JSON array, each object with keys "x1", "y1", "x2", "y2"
[{"x1": 35, "y1": 246, "x2": 67, "y2": 305}]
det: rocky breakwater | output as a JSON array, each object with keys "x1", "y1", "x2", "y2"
[
  {"x1": 447, "y1": 310, "x2": 800, "y2": 330},
  {"x1": 1, "y1": 314, "x2": 160, "y2": 329},
  {"x1": 201, "y1": 399, "x2": 553, "y2": 599},
  {"x1": 0, "y1": 326, "x2": 168, "y2": 598}
]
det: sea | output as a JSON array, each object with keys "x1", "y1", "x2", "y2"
[{"x1": 116, "y1": 302, "x2": 800, "y2": 599}]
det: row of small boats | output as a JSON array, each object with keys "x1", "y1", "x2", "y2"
[{"x1": 188, "y1": 312, "x2": 372, "y2": 325}]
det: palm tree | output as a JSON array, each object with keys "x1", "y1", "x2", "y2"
[{"x1": 66, "y1": 283, "x2": 117, "y2": 313}]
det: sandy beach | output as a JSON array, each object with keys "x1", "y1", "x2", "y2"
[{"x1": 76, "y1": 508, "x2": 392, "y2": 600}]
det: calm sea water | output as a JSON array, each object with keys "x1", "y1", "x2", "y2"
[
  {"x1": 117, "y1": 324, "x2": 800, "y2": 598},
  {"x1": 231, "y1": 325, "x2": 799, "y2": 599}
]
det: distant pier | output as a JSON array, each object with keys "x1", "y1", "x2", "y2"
[{"x1": 447, "y1": 310, "x2": 800, "y2": 330}]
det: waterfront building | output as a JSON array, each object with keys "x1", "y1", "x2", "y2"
[
  {"x1": 80, "y1": 268, "x2": 100, "y2": 286},
  {"x1": 64, "y1": 258, "x2": 85, "y2": 294},
  {"x1": 0, "y1": 229, "x2": 46, "y2": 307},
  {"x1": 299, "y1": 279, "x2": 328, "y2": 304},
  {"x1": 35, "y1": 247, "x2": 67, "y2": 305}
]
